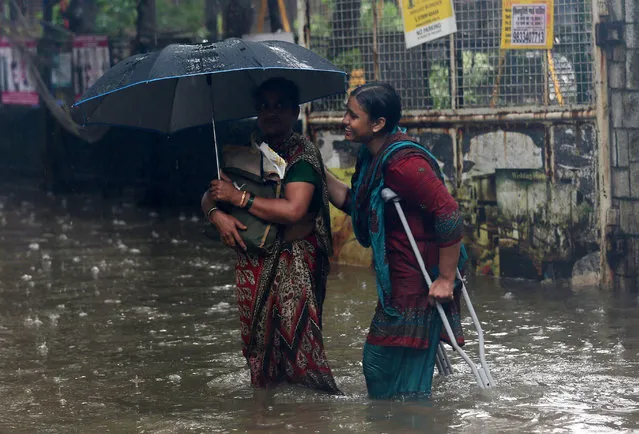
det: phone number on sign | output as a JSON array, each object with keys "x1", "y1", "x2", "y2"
[{"x1": 512, "y1": 30, "x2": 545, "y2": 44}]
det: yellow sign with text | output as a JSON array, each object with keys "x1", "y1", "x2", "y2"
[
  {"x1": 400, "y1": 0, "x2": 457, "y2": 49},
  {"x1": 501, "y1": 0, "x2": 554, "y2": 49}
]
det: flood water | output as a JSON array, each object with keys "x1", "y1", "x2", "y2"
[{"x1": 0, "y1": 180, "x2": 637, "y2": 433}]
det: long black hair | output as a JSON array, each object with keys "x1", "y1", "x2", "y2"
[{"x1": 350, "y1": 82, "x2": 402, "y2": 133}]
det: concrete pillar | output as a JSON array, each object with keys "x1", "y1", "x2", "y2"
[{"x1": 606, "y1": 0, "x2": 639, "y2": 291}]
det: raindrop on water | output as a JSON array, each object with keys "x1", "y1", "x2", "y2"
[
  {"x1": 24, "y1": 315, "x2": 43, "y2": 327},
  {"x1": 42, "y1": 254, "x2": 52, "y2": 272},
  {"x1": 168, "y1": 374, "x2": 182, "y2": 384},
  {"x1": 37, "y1": 342, "x2": 48, "y2": 356},
  {"x1": 131, "y1": 375, "x2": 144, "y2": 394},
  {"x1": 48, "y1": 313, "x2": 60, "y2": 327}
]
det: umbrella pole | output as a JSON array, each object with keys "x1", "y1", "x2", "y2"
[
  {"x1": 207, "y1": 75, "x2": 221, "y2": 180},
  {"x1": 211, "y1": 116, "x2": 221, "y2": 180}
]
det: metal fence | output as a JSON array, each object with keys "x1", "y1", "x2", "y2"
[{"x1": 307, "y1": 0, "x2": 594, "y2": 113}]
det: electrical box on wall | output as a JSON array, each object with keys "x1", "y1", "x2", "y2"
[{"x1": 596, "y1": 21, "x2": 625, "y2": 48}]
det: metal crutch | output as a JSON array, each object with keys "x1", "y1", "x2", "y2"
[
  {"x1": 435, "y1": 341, "x2": 454, "y2": 376},
  {"x1": 381, "y1": 188, "x2": 496, "y2": 389}
]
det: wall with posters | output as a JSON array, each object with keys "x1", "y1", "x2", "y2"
[
  {"x1": 0, "y1": 38, "x2": 38, "y2": 106},
  {"x1": 0, "y1": 34, "x2": 112, "y2": 184},
  {"x1": 73, "y1": 35, "x2": 110, "y2": 101},
  {"x1": 0, "y1": 37, "x2": 42, "y2": 179}
]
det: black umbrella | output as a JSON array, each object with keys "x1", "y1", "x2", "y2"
[{"x1": 72, "y1": 38, "x2": 347, "y2": 177}]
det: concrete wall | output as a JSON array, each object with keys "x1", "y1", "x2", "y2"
[{"x1": 606, "y1": 0, "x2": 639, "y2": 291}]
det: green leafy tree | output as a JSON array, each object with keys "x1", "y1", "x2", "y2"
[
  {"x1": 360, "y1": 1, "x2": 403, "y2": 32},
  {"x1": 429, "y1": 62, "x2": 450, "y2": 109},
  {"x1": 462, "y1": 51, "x2": 493, "y2": 105},
  {"x1": 156, "y1": 0, "x2": 206, "y2": 37},
  {"x1": 95, "y1": 0, "x2": 137, "y2": 36},
  {"x1": 89, "y1": 0, "x2": 207, "y2": 38}
]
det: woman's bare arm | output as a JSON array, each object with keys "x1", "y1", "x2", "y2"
[
  {"x1": 246, "y1": 182, "x2": 315, "y2": 225},
  {"x1": 209, "y1": 178, "x2": 315, "y2": 226}
]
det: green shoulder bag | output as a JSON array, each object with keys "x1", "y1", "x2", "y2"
[{"x1": 206, "y1": 144, "x2": 282, "y2": 252}]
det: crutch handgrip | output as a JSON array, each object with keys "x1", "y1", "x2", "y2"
[{"x1": 380, "y1": 188, "x2": 399, "y2": 202}]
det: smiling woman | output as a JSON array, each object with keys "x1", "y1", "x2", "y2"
[{"x1": 325, "y1": 82, "x2": 466, "y2": 400}]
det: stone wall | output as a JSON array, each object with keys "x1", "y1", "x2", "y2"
[{"x1": 607, "y1": 0, "x2": 639, "y2": 291}]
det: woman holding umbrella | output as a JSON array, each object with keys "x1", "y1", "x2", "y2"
[
  {"x1": 324, "y1": 82, "x2": 466, "y2": 399},
  {"x1": 204, "y1": 77, "x2": 340, "y2": 394}
]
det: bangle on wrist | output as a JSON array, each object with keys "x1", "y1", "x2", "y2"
[
  {"x1": 244, "y1": 193, "x2": 255, "y2": 210},
  {"x1": 239, "y1": 190, "x2": 248, "y2": 208},
  {"x1": 206, "y1": 206, "x2": 218, "y2": 219}
]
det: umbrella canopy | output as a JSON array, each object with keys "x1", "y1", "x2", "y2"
[{"x1": 72, "y1": 38, "x2": 347, "y2": 134}]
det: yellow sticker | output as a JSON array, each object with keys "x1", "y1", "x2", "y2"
[{"x1": 501, "y1": 0, "x2": 554, "y2": 49}]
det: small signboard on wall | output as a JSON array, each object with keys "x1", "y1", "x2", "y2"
[
  {"x1": 0, "y1": 38, "x2": 39, "y2": 106},
  {"x1": 399, "y1": 0, "x2": 457, "y2": 49},
  {"x1": 501, "y1": 0, "x2": 554, "y2": 49},
  {"x1": 73, "y1": 35, "x2": 111, "y2": 101}
]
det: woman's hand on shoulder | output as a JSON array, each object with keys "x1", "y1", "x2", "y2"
[{"x1": 324, "y1": 168, "x2": 351, "y2": 211}]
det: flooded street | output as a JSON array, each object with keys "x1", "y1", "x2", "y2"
[{"x1": 0, "y1": 180, "x2": 637, "y2": 433}]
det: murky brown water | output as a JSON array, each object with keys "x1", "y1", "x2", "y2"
[{"x1": 0, "y1": 180, "x2": 638, "y2": 433}]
